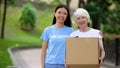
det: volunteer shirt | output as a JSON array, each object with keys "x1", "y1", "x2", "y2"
[
  {"x1": 69, "y1": 28, "x2": 102, "y2": 38},
  {"x1": 40, "y1": 25, "x2": 74, "y2": 64}
]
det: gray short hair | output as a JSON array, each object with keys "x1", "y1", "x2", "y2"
[{"x1": 73, "y1": 8, "x2": 90, "y2": 22}]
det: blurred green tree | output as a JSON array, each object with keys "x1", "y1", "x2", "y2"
[
  {"x1": 83, "y1": 0, "x2": 111, "y2": 29},
  {"x1": 103, "y1": 2, "x2": 120, "y2": 34},
  {"x1": 7, "y1": 0, "x2": 15, "y2": 5},
  {"x1": 78, "y1": 0, "x2": 120, "y2": 34},
  {"x1": 19, "y1": 3, "x2": 36, "y2": 30}
]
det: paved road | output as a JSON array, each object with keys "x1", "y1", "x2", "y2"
[{"x1": 8, "y1": 47, "x2": 119, "y2": 68}]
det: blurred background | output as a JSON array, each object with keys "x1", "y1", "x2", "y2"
[{"x1": 0, "y1": 0, "x2": 120, "y2": 68}]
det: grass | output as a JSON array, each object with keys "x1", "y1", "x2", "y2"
[
  {"x1": 0, "y1": 3, "x2": 55, "y2": 68},
  {"x1": 0, "y1": 39, "x2": 40, "y2": 67}
]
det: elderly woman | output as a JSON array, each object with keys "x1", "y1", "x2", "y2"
[{"x1": 69, "y1": 8, "x2": 105, "y2": 67}]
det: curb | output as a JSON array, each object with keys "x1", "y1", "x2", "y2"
[{"x1": 7, "y1": 46, "x2": 41, "y2": 68}]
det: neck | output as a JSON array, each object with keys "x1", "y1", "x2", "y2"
[
  {"x1": 55, "y1": 22, "x2": 64, "y2": 28},
  {"x1": 79, "y1": 26, "x2": 90, "y2": 32}
]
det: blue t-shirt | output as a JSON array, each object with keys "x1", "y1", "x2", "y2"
[{"x1": 40, "y1": 25, "x2": 74, "y2": 64}]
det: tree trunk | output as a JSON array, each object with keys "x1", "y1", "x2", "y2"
[
  {"x1": 87, "y1": 0, "x2": 92, "y2": 3},
  {"x1": 66, "y1": 0, "x2": 71, "y2": 10},
  {"x1": 0, "y1": 0, "x2": 3, "y2": 4},
  {"x1": 78, "y1": 0, "x2": 85, "y2": 8},
  {"x1": 1, "y1": 0, "x2": 7, "y2": 39},
  {"x1": 97, "y1": 0, "x2": 101, "y2": 30},
  {"x1": 92, "y1": 18, "x2": 98, "y2": 29},
  {"x1": 88, "y1": 0, "x2": 101, "y2": 30},
  {"x1": 92, "y1": 11, "x2": 100, "y2": 30},
  {"x1": 97, "y1": 10, "x2": 101, "y2": 30}
]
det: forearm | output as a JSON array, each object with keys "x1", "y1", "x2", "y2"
[
  {"x1": 41, "y1": 54, "x2": 45, "y2": 68},
  {"x1": 41, "y1": 40, "x2": 47, "y2": 68},
  {"x1": 41, "y1": 49, "x2": 46, "y2": 68},
  {"x1": 98, "y1": 38, "x2": 105, "y2": 65},
  {"x1": 100, "y1": 49, "x2": 105, "y2": 59},
  {"x1": 99, "y1": 38, "x2": 105, "y2": 58}
]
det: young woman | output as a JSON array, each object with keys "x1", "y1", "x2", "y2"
[
  {"x1": 69, "y1": 8, "x2": 105, "y2": 67},
  {"x1": 40, "y1": 5, "x2": 74, "y2": 68}
]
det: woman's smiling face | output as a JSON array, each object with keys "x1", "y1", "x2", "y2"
[
  {"x1": 54, "y1": 8, "x2": 68, "y2": 23},
  {"x1": 76, "y1": 15, "x2": 88, "y2": 26}
]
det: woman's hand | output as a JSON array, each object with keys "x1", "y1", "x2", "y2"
[
  {"x1": 64, "y1": 60, "x2": 69, "y2": 68},
  {"x1": 99, "y1": 57, "x2": 104, "y2": 65}
]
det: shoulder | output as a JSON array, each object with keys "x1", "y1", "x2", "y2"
[
  {"x1": 91, "y1": 28, "x2": 103, "y2": 37},
  {"x1": 91, "y1": 28, "x2": 101, "y2": 32},
  {"x1": 44, "y1": 25, "x2": 54, "y2": 31},
  {"x1": 65, "y1": 26, "x2": 74, "y2": 31},
  {"x1": 71, "y1": 30, "x2": 79, "y2": 33},
  {"x1": 70, "y1": 30, "x2": 79, "y2": 37}
]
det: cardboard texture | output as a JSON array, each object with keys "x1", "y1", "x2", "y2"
[{"x1": 66, "y1": 38, "x2": 99, "y2": 68}]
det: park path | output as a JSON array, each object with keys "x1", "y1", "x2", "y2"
[{"x1": 8, "y1": 47, "x2": 119, "y2": 68}]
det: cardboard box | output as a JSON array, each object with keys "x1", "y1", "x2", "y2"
[{"x1": 66, "y1": 38, "x2": 99, "y2": 68}]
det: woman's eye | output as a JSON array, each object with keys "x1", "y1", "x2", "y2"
[
  {"x1": 58, "y1": 12, "x2": 61, "y2": 14},
  {"x1": 82, "y1": 17, "x2": 86, "y2": 19},
  {"x1": 77, "y1": 18, "x2": 80, "y2": 20},
  {"x1": 63, "y1": 12, "x2": 67, "y2": 15}
]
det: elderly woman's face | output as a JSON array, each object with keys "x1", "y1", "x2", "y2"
[{"x1": 75, "y1": 15, "x2": 88, "y2": 25}]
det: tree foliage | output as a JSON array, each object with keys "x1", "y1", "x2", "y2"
[
  {"x1": 7, "y1": 0, "x2": 15, "y2": 5},
  {"x1": 19, "y1": 3, "x2": 36, "y2": 30},
  {"x1": 103, "y1": 2, "x2": 120, "y2": 34},
  {"x1": 82, "y1": 0, "x2": 120, "y2": 34}
]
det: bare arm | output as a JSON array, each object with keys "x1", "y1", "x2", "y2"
[
  {"x1": 99, "y1": 32, "x2": 105, "y2": 65},
  {"x1": 41, "y1": 40, "x2": 48, "y2": 68}
]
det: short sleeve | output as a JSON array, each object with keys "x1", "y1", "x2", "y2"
[
  {"x1": 98, "y1": 31, "x2": 103, "y2": 39},
  {"x1": 40, "y1": 28, "x2": 49, "y2": 42}
]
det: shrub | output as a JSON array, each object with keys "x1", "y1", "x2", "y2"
[{"x1": 19, "y1": 3, "x2": 36, "y2": 30}]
